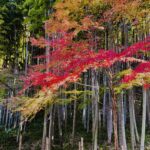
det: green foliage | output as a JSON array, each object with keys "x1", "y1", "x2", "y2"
[
  {"x1": 115, "y1": 69, "x2": 150, "y2": 94},
  {"x1": 0, "y1": 1, "x2": 24, "y2": 68},
  {"x1": 78, "y1": 98, "x2": 91, "y2": 110},
  {"x1": 23, "y1": 0, "x2": 54, "y2": 35},
  {"x1": 0, "y1": 69, "x2": 23, "y2": 104},
  {"x1": 57, "y1": 89, "x2": 92, "y2": 106},
  {"x1": 0, "y1": 88, "x2": 5, "y2": 102},
  {"x1": 0, "y1": 127, "x2": 18, "y2": 150},
  {"x1": 114, "y1": 69, "x2": 135, "y2": 94}
]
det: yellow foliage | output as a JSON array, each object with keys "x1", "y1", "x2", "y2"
[
  {"x1": 115, "y1": 72, "x2": 150, "y2": 94},
  {"x1": 46, "y1": 0, "x2": 149, "y2": 35},
  {"x1": 14, "y1": 90, "x2": 55, "y2": 120},
  {"x1": 46, "y1": 0, "x2": 106, "y2": 34}
]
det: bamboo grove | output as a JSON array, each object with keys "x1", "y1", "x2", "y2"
[{"x1": 0, "y1": 0, "x2": 150, "y2": 150}]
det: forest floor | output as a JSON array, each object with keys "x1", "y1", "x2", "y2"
[{"x1": 0, "y1": 111, "x2": 150, "y2": 150}]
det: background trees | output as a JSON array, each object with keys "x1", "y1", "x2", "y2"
[
  {"x1": 0, "y1": 0, "x2": 24, "y2": 72},
  {"x1": 0, "y1": 0, "x2": 150, "y2": 150}
]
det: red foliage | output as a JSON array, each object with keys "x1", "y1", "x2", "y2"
[
  {"x1": 23, "y1": 33, "x2": 150, "y2": 92},
  {"x1": 118, "y1": 36, "x2": 150, "y2": 57},
  {"x1": 122, "y1": 62, "x2": 150, "y2": 88}
]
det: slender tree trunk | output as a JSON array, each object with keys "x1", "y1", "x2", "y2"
[
  {"x1": 140, "y1": 88, "x2": 147, "y2": 150},
  {"x1": 18, "y1": 118, "x2": 23, "y2": 150},
  {"x1": 112, "y1": 94, "x2": 119, "y2": 150},
  {"x1": 118, "y1": 92, "x2": 127, "y2": 150},
  {"x1": 5, "y1": 101, "x2": 9, "y2": 131},
  {"x1": 64, "y1": 97, "x2": 68, "y2": 131},
  {"x1": 42, "y1": 9, "x2": 52, "y2": 150},
  {"x1": 41, "y1": 108, "x2": 48, "y2": 150},
  {"x1": 87, "y1": 93, "x2": 90, "y2": 133},
  {"x1": 103, "y1": 74, "x2": 107, "y2": 127},
  {"x1": 82, "y1": 73, "x2": 87, "y2": 129},
  {"x1": 25, "y1": 38, "x2": 28, "y2": 76},
  {"x1": 47, "y1": 106, "x2": 53, "y2": 150},
  {"x1": 107, "y1": 69, "x2": 119, "y2": 150},
  {"x1": 133, "y1": 99, "x2": 139, "y2": 143},
  {"x1": 107, "y1": 90, "x2": 113, "y2": 144},
  {"x1": 0, "y1": 105, "x2": 2, "y2": 125},
  {"x1": 146, "y1": 89, "x2": 150, "y2": 127},
  {"x1": 72, "y1": 99, "x2": 77, "y2": 144},
  {"x1": 72, "y1": 83, "x2": 77, "y2": 146},
  {"x1": 91, "y1": 70, "x2": 99, "y2": 150},
  {"x1": 87, "y1": 72, "x2": 90, "y2": 133},
  {"x1": 81, "y1": 137, "x2": 84, "y2": 150},
  {"x1": 57, "y1": 105, "x2": 63, "y2": 147},
  {"x1": 129, "y1": 89, "x2": 136, "y2": 150}
]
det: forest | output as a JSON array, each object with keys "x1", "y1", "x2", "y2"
[{"x1": 0, "y1": 0, "x2": 150, "y2": 150}]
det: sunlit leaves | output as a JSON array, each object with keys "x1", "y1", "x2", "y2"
[
  {"x1": 115, "y1": 62, "x2": 150, "y2": 93},
  {"x1": 24, "y1": 33, "x2": 150, "y2": 95},
  {"x1": 18, "y1": 0, "x2": 150, "y2": 120},
  {"x1": 14, "y1": 90, "x2": 55, "y2": 120}
]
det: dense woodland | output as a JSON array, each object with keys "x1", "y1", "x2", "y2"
[{"x1": 0, "y1": 0, "x2": 150, "y2": 150}]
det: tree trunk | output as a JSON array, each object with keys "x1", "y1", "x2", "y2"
[
  {"x1": 18, "y1": 118, "x2": 23, "y2": 150},
  {"x1": 82, "y1": 73, "x2": 87, "y2": 129},
  {"x1": 146, "y1": 89, "x2": 150, "y2": 127},
  {"x1": 112, "y1": 95, "x2": 119, "y2": 150},
  {"x1": 41, "y1": 108, "x2": 48, "y2": 150},
  {"x1": 107, "y1": 69, "x2": 119, "y2": 150},
  {"x1": 118, "y1": 92, "x2": 127, "y2": 150},
  {"x1": 103, "y1": 74, "x2": 107, "y2": 127},
  {"x1": 140, "y1": 88, "x2": 147, "y2": 150},
  {"x1": 91, "y1": 70, "x2": 99, "y2": 150},
  {"x1": 107, "y1": 90, "x2": 113, "y2": 144},
  {"x1": 72, "y1": 83, "x2": 77, "y2": 145},
  {"x1": 57, "y1": 105, "x2": 63, "y2": 147},
  {"x1": 48, "y1": 106, "x2": 53, "y2": 150},
  {"x1": 129, "y1": 89, "x2": 136, "y2": 150}
]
